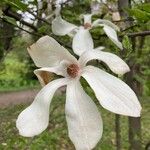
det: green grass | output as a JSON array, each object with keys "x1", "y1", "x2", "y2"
[
  {"x1": 0, "y1": 95, "x2": 149, "y2": 150},
  {"x1": 0, "y1": 81, "x2": 40, "y2": 93}
]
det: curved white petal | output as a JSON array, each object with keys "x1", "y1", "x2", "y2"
[
  {"x1": 83, "y1": 14, "x2": 92, "y2": 24},
  {"x1": 65, "y1": 79, "x2": 102, "y2": 150},
  {"x1": 79, "y1": 49, "x2": 130, "y2": 75},
  {"x1": 92, "y1": 19, "x2": 120, "y2": 31},
  {"x1": 34, "y1": 62, "x2": 69, "y2": 86},
  {"x1": 52, "y1": 16, "x2": 78, "y2": 36},
  {"x1": 92, "y1": 19, "x2": 123, "y2": 49},
  {"x1": 54, "y1": 6, "x2": 61, "y2": 16},
  {"x1": 16, "y1": 78, "x2": 69, "y2": 137},
  {"x1": 28, "y1": 36, "x2": 77, "y2": 68},
  {"x1": 72, "y1": 27, "x2": 94, "y2": 56},
  {"x1": 103, "y1": 25, "x2": 123, "y2": 49},
  {"x1": 82, "y1": 66, "x2": 142, "y2": 117}
]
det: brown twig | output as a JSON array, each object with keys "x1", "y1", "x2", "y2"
[
  {"x1": 113, "y1": 18, "x2": 134, "y2": 23},
  {"x1": 121, "y1": 24, "x2": 138, "y2": 32},
  {"x1": 127, "y1": 30, "x2": 150, "y2": 37},
  {"x1": 93, "y1": 30, "x2": 150, "y2": 41}
]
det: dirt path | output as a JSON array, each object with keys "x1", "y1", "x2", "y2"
[
  {"x1": 0, "y1": 87, "x2": 65, "y2": 108},
  {"x1": 0, "y1": 89, "x2": 39, "y2": 108}
]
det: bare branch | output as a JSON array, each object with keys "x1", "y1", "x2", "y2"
[
  {"x1": 127, "y1": 31, "x2": 150, "y2": 37},
  {"x1": 0, "y1": 17, "x2": 40, "y2": 37}
]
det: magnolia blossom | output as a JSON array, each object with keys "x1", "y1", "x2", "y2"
[
  {"x1": 16, "y1": 36, "x2": 141, "y2": 150},
  {"x1": 91, "y1": 0, "x2": 107, "y2": 14},
  {"x1": 52, "y1": 12, "x2": 123, "y2": 56}
]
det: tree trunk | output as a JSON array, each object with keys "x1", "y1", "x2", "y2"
[
  {"x1": 115, "y1": 1, "x2": 130, "y2": 149},
  {"x1": 128, "y1": 117, "x2": 141, "y2": 150},
  {"x1": 115, "y1": 114, "x2": 121, "y2": 150},
  {"x1": 118, "y1": 0, "x2": 129, "y2": 18},
  {"x1": 125, "y1": 60, "x2": 142, "y2": 150},
  {"x1": 118, "y1": 0, "x2": 131, "y2": 29},
  {"x1": 118, "y1": 0, "x2": 142, "y2": 149}
]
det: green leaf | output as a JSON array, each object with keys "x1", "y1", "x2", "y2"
[
  {"x1": 137, "y1": 3, "x2": 150, "y2": 13},
  {"x1": 3, "y1": 0, "x2": 28, "y2": 11},
  {"x1": 3, "y1": 16, "x2": 17, "y2": 26},
  {"x1": 122, "y1": 35, "x2": 132, "y2": 51},
  {"x1": 128, "y1": 8, "x2": 150, "y2": 23}
]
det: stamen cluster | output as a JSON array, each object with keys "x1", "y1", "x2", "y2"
[{"x1": 67, "y1": 64, "x2": 79, "y2": 78}]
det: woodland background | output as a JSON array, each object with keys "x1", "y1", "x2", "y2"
[{"x1": 0, "y1": 0, "x2": 150, "y2": 150}]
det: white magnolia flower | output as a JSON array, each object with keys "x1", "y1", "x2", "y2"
[
  {"x1": 52, "y1": 12, "x2": 123, "y2": 56},
  {"x1": 16, "y1": 36, "x2": 141, "y2": 150}
]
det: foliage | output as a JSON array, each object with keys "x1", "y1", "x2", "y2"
[
  {"x1": 122, "y1": 35, "x2": 132, "y2": 51},
  {"x1": 128, "y1": 8, "x2": 150, "y2": 23},
  {"x1": 0, "y1": 37, "x2": 38, "y2": 92}
]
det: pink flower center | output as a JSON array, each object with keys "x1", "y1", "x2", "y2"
[
  {"x1": 67, "y1": 64, "x2": 79, "y2": 78},
  {"x1": 84, "y1": 23, "x2": 92, "y2": 29}
]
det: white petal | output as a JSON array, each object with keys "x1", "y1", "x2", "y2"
[
  {"x1": 34, "y1": 62, "x2": 69, "y2": 86},
  {"x1": 103, "y1": 25, "x2": 123, "y2": 49},
  {"x1": 79, "y1": 49, "x2": 130, "y2": 75},
  {"x1": 65, "y1": 79, "x2": 102, "y2": 150},
  {"x1": 54, "y1": 6, "x2": 61, "y2": 16},
  {"x1": 28, "y1": 36, "x2": 77, "y2": 67},
  {"x1": 52, "y1": 16, "x2": 78, "y2": 36},
  {"x1": 92, "y1": 19, "x2": 123, "y2": 49},
  {"x1": 16, "y1": 78, "x2": 69, "y2": 137},
  {"x1": 92, "y1": 19, "x2": 120, "y2": 31},
  {"x1": 72, "y1": 27, "x2": 94, "y2": 56},
  {"x1": 83, "y1": 14, "x2": 92, "y2": 24},
  {"x1": 82, "y1": 66, "x2": 142, "y2": 117}
]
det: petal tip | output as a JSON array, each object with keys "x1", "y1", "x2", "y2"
[
  {"x1": 18, "y1": 129, "x2": 34, "y2": 137},
  {"x1": 130, "y1": 111, "x2": 141, "y2": 118},
  {"x1": 16, "y1": 117, "x2": 46, "y2": 138},
  {"x1": 128, "y1": 103, "x2": 142, "y2": 117},
  {"x1": 118, "y1": 42, "x2": 123, "y2": 50},
  {"x1": 122, "y1": 66, "x2": 130, "y2": 74},
  {"x1": 113, "y1": 65, "x2": 130, "y2": 76}
]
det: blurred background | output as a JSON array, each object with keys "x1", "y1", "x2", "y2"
[{"x1": 0, "y1": 0, "x2": 150, "y2": 149}]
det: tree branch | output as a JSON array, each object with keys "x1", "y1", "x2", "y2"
[
  {"x1": 0, "y1": 17, "x2": 40, "y2": 37},
  {"x1": 127, "y1": 31, "x2": 150, "y2": 37},
  {"x1": 2, "y1": 6, "x2": 37, "y2": 31},
  {"x1": 27, "y1": 10, "x2": 51, "y2": 25},
  {"x1": 93, "y1": 30, "x2": 150, "y2": 41}
]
